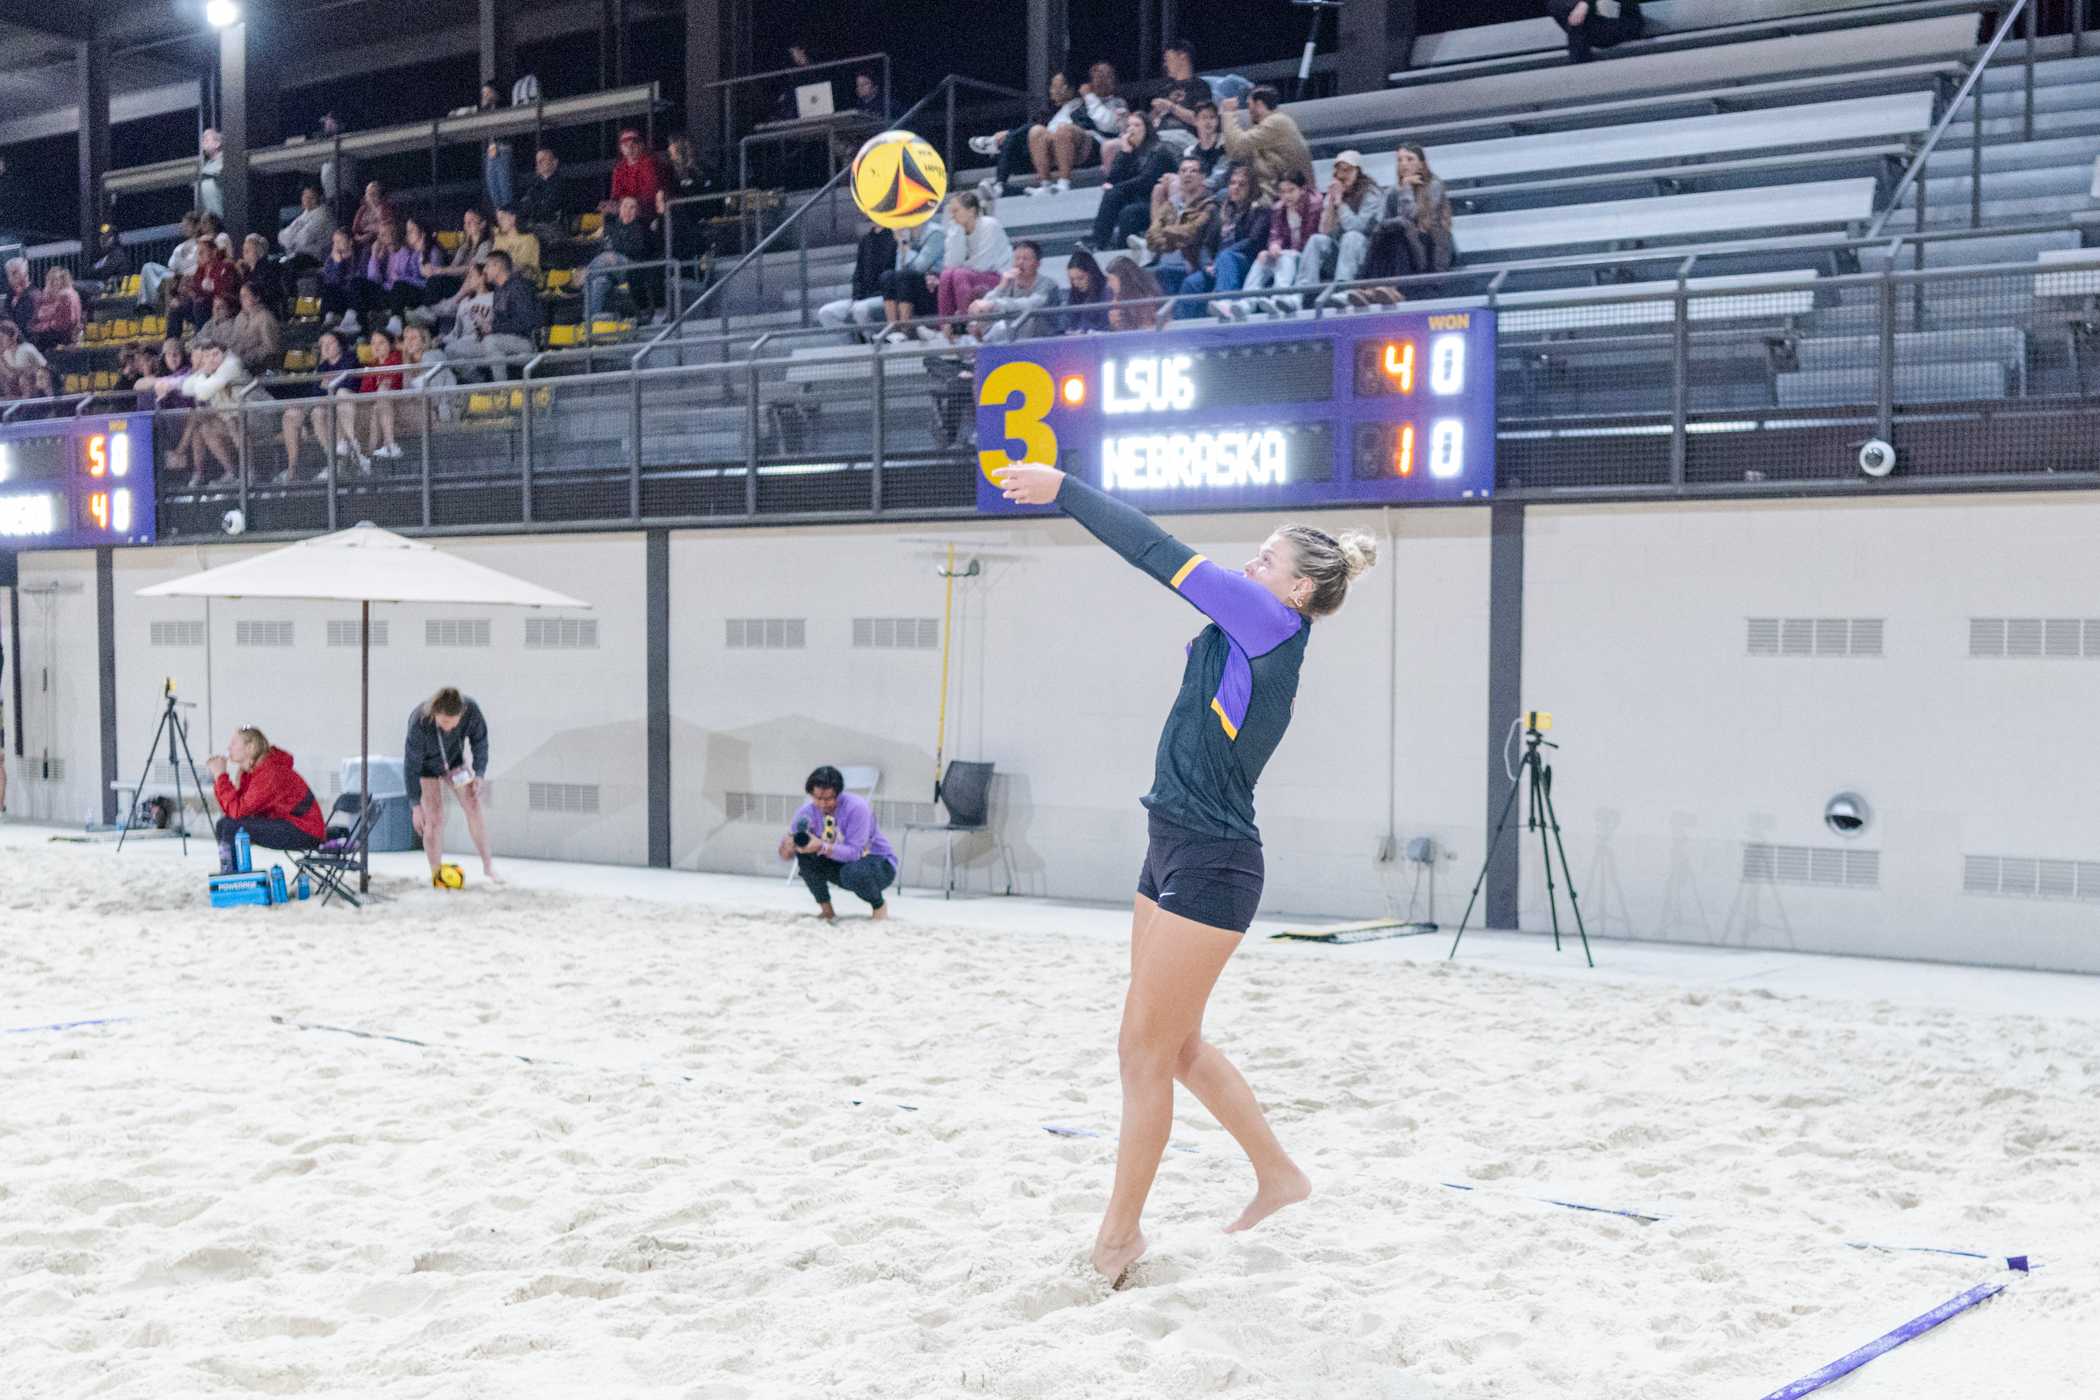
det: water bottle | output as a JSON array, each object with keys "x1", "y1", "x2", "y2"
[
  {"x1": 235, "y1": 829, "x2": 252, "y2": 873},
  {"x1": 296, "y1": 872, "x2": 312, "y2": 901}
]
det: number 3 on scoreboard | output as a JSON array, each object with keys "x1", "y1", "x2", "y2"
[{"x1": 976, "y1": 360, "x2": 1059, "y2": 483}]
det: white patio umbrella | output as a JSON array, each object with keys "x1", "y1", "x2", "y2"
[{"x1": 137, "y1": 523, "x2": 591, "y2": 891}]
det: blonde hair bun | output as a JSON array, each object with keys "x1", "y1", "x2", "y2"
[{"x1": 1335, "y1": 529, "x2": 1379, "y2": 580}]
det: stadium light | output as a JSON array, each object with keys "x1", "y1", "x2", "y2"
[{"x1": 205, "y1": 0, "x2": 241, "y2": 28}]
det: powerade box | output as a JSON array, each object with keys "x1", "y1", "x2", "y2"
[{"x1": 209, "y1": 871, "x2": 275, "y2": 908}]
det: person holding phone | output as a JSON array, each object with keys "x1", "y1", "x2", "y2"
[
  {"x1": 405, "y1": 687, "x2": 495, "y2": 883},
  {"x1": 778, "y1": 765, "x2": 895, "y2": 921}
]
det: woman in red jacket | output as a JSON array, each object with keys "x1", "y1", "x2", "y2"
[{"x1": 209, "y1": 727, "x2": 326, "y2": 870}]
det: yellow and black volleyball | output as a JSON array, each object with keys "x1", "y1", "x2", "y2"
[{"x1": 850, "y1": 131, "x2": 948, "y2": 231}]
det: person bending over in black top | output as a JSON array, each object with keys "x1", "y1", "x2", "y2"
[
  {"x1": 405, "y1": 686, "x2": 496, "y2": 883},
  {"x1": 996, "y1": 462, "x2": 1377, "y2": 1287}
]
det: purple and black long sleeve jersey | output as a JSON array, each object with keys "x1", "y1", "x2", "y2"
[{"x1": 1057, "y1": 475, "x2": 1309, "y2": 843}]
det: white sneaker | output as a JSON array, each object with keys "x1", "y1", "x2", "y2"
[
  {"x1": 968, "y1": 134, "x2": 1000, "y2": 156},
  {"x1": 374, "y1": 442, "x2": 403, "y2": 460},
  {"x1": 1054, "y1": 178, "x2": 1071, "y2": 194},
  {"x1": 914, "y1": 325, "x2": 944, "y2": 343},
  {"x1": 338, "y1": 311, "x2": 360, "y2": 334},
  {"x1": 974, "y1": 177, "x2": 1000, "y2": 211},
  {"x1": 1024, "y1": 182, "x2": 1055, "y2": 198},
  {"x1": 1126, "y1": 235, "x2": 1155, "y2": 268},
  {"x1": 386, "y1": 315, "x2": 404, "y2": 337},
  {"x1": 336, "y1": 438, "x2": 370, "y2": 470}
]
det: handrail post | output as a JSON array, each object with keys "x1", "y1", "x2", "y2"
[
  {"x1": 2023, "y1": 0, "x2": 2037, "y2": 142},
  {"x1": 870, "y1": 349, "x2": 886, "y2": 513},
  {"x1": 629, "y1": 362, "x2": 644, "y2": 522},
  {"x1": 419, "y1": 390, "x2": 433, "y2": 528},
  {"x1": 797, "y1": 212, "x2": 810, "y2": 328},
  {"x1": 1876, "y1": 269, "x2": 1896, "y2": 449},
  {"x1": 1971, "y1": 67, "x2": 1983, "y2": 230},
  {"x1": 521, "y1": 364, "x2": 536, "y2": 524},
  {"x1": 945, "y1": 81, "x2": 957, "y2": 176},
  {"x1": 1669, "y1": 263, "x2": 1689, "y2": 490},
  {"x1": 745, "y1": 360, "x2": 761, "y2": 516}
]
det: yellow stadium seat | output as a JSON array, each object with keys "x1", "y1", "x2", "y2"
[
  {"x1": 84, "y1": 322, "x2": 104, "y2": 343},
  {"x1": 466, "y1": 392, "x2": 498, "y2": 415},
  {"x1": 145, "y1": 315, "x2": 166, "y2": 336},
  {"x1": 96, "y1": 372, "x2": 117, "y2": 390},
  {"x1": 544, "y1": 268, "x2": 573, "y2": 291},
  {"x1": 294, "y1": 296, "x2": 320, "y2": 319},
  {"x1": 437, "y1": 230, "x2": 463, "y2": 251},
  {"x1": 117, "y1": 319, "x2": 138, "y2": 340},
  {"x1": 118, "y1": 275, "x2": 139, "y2": 297},
  {"x1": 546, "y1": 324, "x2": 579, "y2": 347},
  {"x1": 577, "y1": 212, "x2": 603, "y2": 236},
  {"x1": 589, "y1": 319, "x2": 634, "y2": 338},
  {"x1": 357, "y1": 343, "x2": 375, "y2": 365}
]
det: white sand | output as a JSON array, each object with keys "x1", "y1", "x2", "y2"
[{"x1": 2, "y1": 836, "x2": 2096, "y2": 1400}]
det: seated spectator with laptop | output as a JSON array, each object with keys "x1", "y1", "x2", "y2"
[
  {"x1": 209, "y1": 727, "x2": 325, "y2": 871},
  {"x1": 779, "y1": 764, "x2": 895, "y2": 922}
]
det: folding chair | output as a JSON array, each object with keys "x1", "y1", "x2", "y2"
[
  {"x1": 295, "y1": 794, "x2": 375, "y2": 908},
  {"x1": 896, "y1": 761, "x2": 1015, "y2": 899}
]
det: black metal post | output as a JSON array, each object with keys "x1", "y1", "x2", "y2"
[
  {"x1": 1971, "y1": 71, "x2": 1984, "y2": 230},
  {"x1": 96, "y1": 546, "x2": 117, "y2": 827},
  {"x1": 1876, "y1": 270, "x2": 1896, "y2": 447},
  {"x1": 2024, "y1": 0, "x2": 2037, "y2": 141},
  {"x1": 520, "y1": 377, "x2": 535, "y2": 522},
  {"x1": 1669, "y1": 280, "x2": 1689, "y2": 487},
  {"x1": 870, "y1": 352, "x2": 886, "y2": 512},
  {"x1": 645, "y1": 529, "x2": 671, "y2": 868},
  {"x1": 745, "y1": 361, "x2": 760, "y2": 515}
]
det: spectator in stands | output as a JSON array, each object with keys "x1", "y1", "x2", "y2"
[
  {"x1": 208, "y1": 729, "x2": 325, "y2": 868},
  {"x1": 4, "y1": 258, "x2": 38, "y2": 337},
  {"x1": 118, "y1": 345, "x2": 156, "y2": 393},
  {"x1": 197, "y1": 294, "x2": 239, "y2": 349},
  {"x1": 278, "y1": 328, "x2": 360, "y2": 481},
  {"x1": 781, "y1": 764, "x2": 895, "y2": 921},
  {"x1": 585, "y1": 194, "x2": 659, "y2": 323},
  {"x1": 351, "y1": 181, "x2": 399, "y2": 256},
  {"x1": 198, "y1": 211, "x2": 231, "y2": 256},
  {"x1": 422, "y1": 207, "x2": 491, "y2": 298},
  {"x1": 603, "y1": 129, "x2": 666, "y2": 217},
  {"x1": 516, "y1": 147, "x2": 569, "y2": 241},
  {"x1": 1218, "y1": 86, "x2": 1313, "y2": 199},
  {"x1": 175, "y1": 238, "x2": 242, "y2": 340},
  {"x1": 401, "y1": 323, "x2": 456, "y2": 404},
  {"x1": 1142, "y1": 41, "x2": 1213, "y2": 157},
  {"x1": 1104, "y1": 254, "x2": 1166, "y2": 331},
  {"x1": 354, "y1": 326, "x2": 406, "y2": 462},
  {"x1": 1187, "y1": 102, "x2": 1229, "y2": 184},
  {"x1": 1550, "y1": 0, "x2": 1644, "y2": 64},
  {"x1": 1136, "y1": 155, "x2": 1217, "y2": 284},
  {"x1": 491, "y1": 205, "x2": 542, "y2": 286},
  {"x1": 318, "y1": 228, "x2": 361, "y2": 329},
  {"x1": 1363, "y1": 143, "x2": 1455, "y2": 296},
  {"x1": 972, "y1": 71, "x2": 1076, "y2": 196},
  {"x1": 138, "y1": 211, "x2": 203, "y2": 308},
  {"x1": 1039, "y1": 61, "x2": 1128, "y2": 198},
  {"x1": 772, "y1": 42, "x2": 819, "y2": 121},
  {"x1": 1235, "y1": 167, "x2": 1320, "y2": 314},
  {"x1": 1060, "y1": 247, "x2": 1111, "y2": 333},
  {"x1": 1299, "y1": 150, "x2": 1381, "y2": 303},
  {"x1": 278, "y1": 184, "x2": 337, "y2": 270},
  {"x1": 876, "y1": 220, "x2": 945, "y2": 342},
  {"x1": 1087, "y1": 111, "x2": 1176, "y2": 253},
  {"x1": 396, "y1": 219, "x2": 446, "y2": 315},
  {"x1": 238, "y1": 233, "x2": 290, "y2": 320},
  {"x1": 84, "y1": 224, "x2": 130, "y2": 296},
  {"x1": 315, "y1": 112, "x2": 356, "y2": 216},
  {"x1": 436, "y1": 260, "x2": 494, "y2": 351},
  {"x1": 661, "y1": 134, "x2": 720, "y2": 307},
  {"x1": 930, "y1": 191, "x2": 1013, "y2": 341},
  {"x1": 152, "y1": 337, "x2": 189, "y2": 395},
  {"x1": 452, "y1": 249, "x2": 540, "y2": 379},
  {"x1": 28, "y1": 267, "x2": 82, "y2": 352},
  {"x1": 818, "y1": 223, "x2": 897, "y2": 337},
  {"x1": 0, "y1": 320, "x2": 51, "y2": 400},
  {"x1": 478, "y1": 81, "x2": 517, "y2": 211},
  {"x1": 352, "y1": 221, "x2": 423, "y2": 329},
  {"x1": 966, "y1": 239, "x2": 1065, "y2": 343},
  {"x1": 145, "y1": 340, "x2": 249, "y2": 487},
  {"x1": 229, "y1": 282, "x2": 282, "y2": 373},
  {"x1": 1181, "y1": 163, "x2": 1270, "y2": 318},
  {"x1": 850, "y1": 69, "x2": 884, "y2": 119},
  {"x1": 198, "y1": 128, "x2": 224, "y2": 218}
]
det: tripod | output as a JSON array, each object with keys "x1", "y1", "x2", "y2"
[
  {"x1": 116, "y1": 681, "x2": 214, "y2": 855},
  {"x1": 1448, "y1": 722, "x2": 1594, "y2": 967}
]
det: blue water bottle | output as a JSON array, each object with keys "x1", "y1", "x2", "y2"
[
  {"x1": 296, "y1": 872, "x2": 312, "y2": 901},
  {"x1": 269, "y1": 865, "x2": 288, "y2": 904},
  {"x1": 235, "y1": 829, "x2": 252, "y2": 873}
]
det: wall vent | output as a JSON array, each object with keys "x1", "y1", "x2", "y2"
[
  {"x1": 725, "y1": 618, "x2": 806, "y2": 650},
  {"x1": 852, "y1": 617, "x2": 941, "y2": 649},
  {"x1": 426, "y1": 618, "x2": 492, "y2": 648},
  {"x1": 327, "y1": 619, "x2": 389, "y2": 647},
  {"x1": 34, "y1": 756, "x2": 66, "y2": 781},
  {"x1": 725, "y1": 791, "x2": 938, "y2": 829},
  {"x1": 1747, "y1": 618, "x2": 1883, "y2": 657},
  {"x1": 527, "y1": 782, "x2": 601, "y2": 815},
  {"x1": 1741, "y1": 842, "x2": 1880, "y2": 889},
  {"x1": 234, "y1": 620, "x2": 295, "y2": 648},
  {"x1": 149, "y1": 620, "x2": 206, "y2": 648},
  {"x1": 1969, "y1": 617, "x2": 2100, "y2": 659},
  {"x1": 525, "y1": 617, "x2": 599, "y2": 649},
  {"x1": 1962, "y1": 854, "x2": 2100, "y2": 902}
]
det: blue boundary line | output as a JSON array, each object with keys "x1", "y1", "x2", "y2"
[
  {"x1": 2, "y1": 1016, "x2": 135, "y2": 1034},
  {"x1": 1756, "y1": 1280, "x2": 2007, "y2": 1400}
]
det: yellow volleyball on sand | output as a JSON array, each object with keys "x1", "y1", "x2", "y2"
[
  {"x1": 434, "y1": 863, "x2": 466, "y2": 890},
  {"x1": 851, "y1": 131, "x2": 948, "y2": 231}
]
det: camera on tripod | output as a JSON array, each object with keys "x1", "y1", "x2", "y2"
[{"x1": 1449, "y1": 705, "x2": 1594, "y2": 967}]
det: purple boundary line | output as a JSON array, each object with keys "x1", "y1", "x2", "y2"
[{"x1": 1756, "y1": 1281, "x2": 2007, "y2": 1400}]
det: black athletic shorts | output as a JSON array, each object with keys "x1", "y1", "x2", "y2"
[{"x1": 1136, "y1": 809, "x2": 1265, "y2": 934}]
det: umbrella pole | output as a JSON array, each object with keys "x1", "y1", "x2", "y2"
[{"x1": 360, "y1": 601, "x2": 370, "y2": 894}]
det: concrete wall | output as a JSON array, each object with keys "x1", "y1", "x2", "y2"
[{"x1": 14, "y1": 486, "x2": 2100, "y2": 972}]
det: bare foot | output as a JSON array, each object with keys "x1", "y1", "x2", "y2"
[
  {"x1": 482, "y1": 861, "x2": 498, "y2": 881},
  {"x1": 870, "y1": 904, "x2": 889, "y2": 922},
  {"x1": 1224, "y1": 1167, "x2": 1312, "y2": 1234},
  {"x1": 1091, "y1": 1230, "x2": 1147, "y2": 1287}
]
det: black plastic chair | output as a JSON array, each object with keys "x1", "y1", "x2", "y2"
[
  {"x1": 294, "y1": 794, "x2": 374, "y2": 908},
  {"x1": 896, "y1": 761, "x2": 1015, "y2": 900}
]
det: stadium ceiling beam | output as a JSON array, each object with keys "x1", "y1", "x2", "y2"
[{"x1": 0, "y1": 6, "x2": 92, "y2": 43}]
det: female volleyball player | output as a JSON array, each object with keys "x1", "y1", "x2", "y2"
[{"x1": 996, "y1": 462, "x2": 1377, "y2": 1284}]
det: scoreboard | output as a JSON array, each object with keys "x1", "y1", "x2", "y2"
[
  {"x1": 0, "y1": 415, "x2": 156, "y2": 550},
  {"x1": 973, "y1": 308, "x2": 1495, "y2": 514}
]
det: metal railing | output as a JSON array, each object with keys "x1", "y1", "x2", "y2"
[
  {"x1": 17, "y1": 234, "x2": 2067, "y2": 543},
  {"x1": 641, "y1": 73, "x2": 1033, "y2": 363},
  {"x1": 1868, "y1": 0, "x2": 2038, "y2": 238},
  {"x1": 704, "y1": 53, "x2": 895, "y2": 182}
]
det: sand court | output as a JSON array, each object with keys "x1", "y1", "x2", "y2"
[{"x1": 2, "y1": 832, "x2": 2095, "y2": 1399}]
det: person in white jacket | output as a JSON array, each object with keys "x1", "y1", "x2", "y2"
[
  {"x1": 143, "y1": 340, "x2": 252, "y2": 488},
  {"x1": 930, "y1": 192, "x2": 1013, "y2": 340},
  {"x1": 277, "y1": 184, "x2": 339, "y2": 269},
  {"x1": 1029, "y1": 61, "x2": 1129, "y2": 197}
]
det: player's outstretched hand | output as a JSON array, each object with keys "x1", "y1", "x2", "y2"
[{"x1": 996, "y1": 463, "x2": 1064, "y2": 505}]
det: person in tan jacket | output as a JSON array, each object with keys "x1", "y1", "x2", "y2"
[
  {"x1": 1141, "y1": 156, "x2": 1218, "y2": 280},
  {"x1": 1217, "y1": 85, "x2": 1313, "y2": 199}
]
